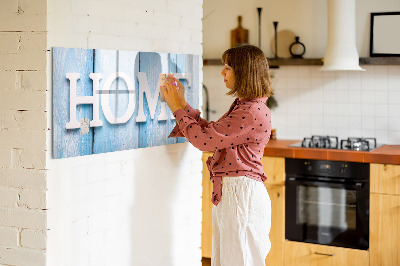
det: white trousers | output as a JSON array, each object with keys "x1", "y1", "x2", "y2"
[{"x1": 212, "y1": 176, "x2": 271, "y2": 266}]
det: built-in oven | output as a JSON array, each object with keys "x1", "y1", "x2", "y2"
[{"x1": 285, "y1": 158, "x2": 370, "y2": 250}]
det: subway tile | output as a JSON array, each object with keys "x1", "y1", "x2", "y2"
[
  {"x1": 274, "y1": 67, "x2": 287, "y2": 77},
  {"x1": 297, "y1": 101, "x2": 312, "y2": 114},
  {"x1": 310, "y1": 77, "x2": 324, "y2": 90},
  {"x1": 298, "y1": 77, "x2": 310, "y2": 89},
  {"x1": 336, "y1": 115, "x2": 348, "y2": 129},
  {"x1": 323, "y1": 103, "x2": 336, "y2": 115},
  {"x1": 374, "y1": 65, "x2": 388, "y2": 77},
  {"x1": 311, "y1": 87, "x2": 323, "y2": 102},
  {"x1": 349, "y1": 128, "x2": 362, "y2": 137},
  {"x1": 322, "y1": 70, "x2": 335, "y2": 78},
  {"x1": 311, "y1": 114, "x2": 324, "y2": 128},
  {"x1": 361, "y1": 104, "x2": 375, "y2": 117},
  {"x1": 311, "y1": 127, "x2": 324, "y2": 136},
  {"x1": 348, "y1": 103, "x2": 362, "y2": 116},
  {"x1": 348, "y1": 90, "x2": 362, "y2": 103},
  {"x1": 348, "y1": 116, "x2": 362, "y2": 129},
  {"x1": 348, "y1": 70, "x2": 362, "y2": 81},
  {"x1": 285, "y1": 66, "x2": 298, "y2": 77},
  {"x1": 361, "y1": 90, "x2": 375, "y2": 104},
  {"x1": 375, "y1": 104, "x2": 389, "y2": 117},
  {"x1": 323, "y1": 87, "x2": 336, "y2": 103},
  {"x1": 374, "y1": 90, "x2": 388, "y2": 104},
  {"x1": 388, "y1": 131, "x2": 400, "y2": 144},
  {"x1": 298, "y1": 67, "x2": 311, "y2": 78},
  {"x1": 388, "y1": 76, "x2": 400, "y2": 91},
  {"x1": 310, "y1": 66, "x2": 324, "y2": 77},
  {"x1": 287, "y1": 113, "x2": 300, "y2": 127},
  {"x1": 388, "y1": 117, "x2": 400, "y2": 131},
  {"x1": 323, "y1": 115, "x2": 336, "y2": 129},
  {"x1": 388, "y1": 91, "x2": 400, "y2": 104},
  {"x1": 336, "y1": 103, "x2": 349, "y2": 116},
  {"x1": 297, "y1": 89, "x2": 313, "y2": 103},
  {"x1": 374, "y1": 130, "x2": 389, "y2": 144},
  {"x1": 336, "y1": 128, "x2": 349, "y2": 140},
  {"x1": 374, "y1": 117, "x2": 389, "y2": 130},
  {"x1": 336, "y1": 90, "x2": 349, "y2": 103},
  {"x1": 362, "y1": 128, "x2": 375, "y2": 138},
  {"x1": 362, "y1": 116, "x2": 375, "y2": 130},
  {"x1": 348, "y1": 74, "x2": 362, "y2": 90},
  {"x1": 362, "y1": 65, "x2": 375, "y2": 74},
  {"x1": 388, "y1": 65, "x2": 400, "y2": 76},
  {"x1": 311, "y1": 102, "x2": 324, "y2": 113},
  {"x1": 374, "y1": 77, "x2": 388, "y2": 91},
  {"x1": 389, "y1": 104, "x2": 400, "y2": 117},
  {"x1": 286, "y1": 77, "x2": 299, "y2": 89}
]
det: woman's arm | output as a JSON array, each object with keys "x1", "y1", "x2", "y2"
[
  {"x1": 162, "y1": 76, "x2": 211, "y2": 137},
  {"x1": 172, "y1": 106, "x2": 257, "y2": 152}
]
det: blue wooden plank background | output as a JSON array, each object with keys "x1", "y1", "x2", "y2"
[
  {"x1": 93, "y1": 50, "x2": 140, "y2": 154},
  {"x1": 52, "y1": 47, "x2": 199, "y2": 159},
  {"x1": 52, "y1": 47, "x2": 94, "y2": 159}
]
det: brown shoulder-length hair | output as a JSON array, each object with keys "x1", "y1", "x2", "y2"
[{"x1": 221, "y1": 44, "x2": 273, "y2": 99}]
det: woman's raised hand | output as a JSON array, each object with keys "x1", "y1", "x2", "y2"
[
  {"x1": 167, "y1": 74, "x2": 187, "y2": 108},
  {"x1": 160, "y1": 76, "x2": 185, "y2": 113}
]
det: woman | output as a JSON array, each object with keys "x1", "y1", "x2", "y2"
[{"x1": 161, "y1": 44, "x2": 273, "y2": 266}]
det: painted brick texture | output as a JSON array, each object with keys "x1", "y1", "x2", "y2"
[
  {"x1": 0, "y1": 0, "x2": 203, "y2": 265},
  {"x1": 46, "y1": 0, "x2": 203, "y2": 265},
  {"x1": 0, "y1": 0, "x2": 48, "y2": 265}
]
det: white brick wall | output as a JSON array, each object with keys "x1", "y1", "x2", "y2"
[
  {"x1": 0, "y1": 0, "x2": 48, "y2": 265},
  {"x1": 46, "y1": 1, "x2": 203, "y2": 266}
]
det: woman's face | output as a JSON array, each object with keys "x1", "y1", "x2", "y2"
[{"x1": 220, "y1": 64, "x2": 235, "y2": 89}]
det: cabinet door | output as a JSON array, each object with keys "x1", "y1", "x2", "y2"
[
  {"x1": 370, "y1": 193, "x2": 400, "y2": 266},
  {"x1": 284, "y1": 241, "x2": 369, "y2": 266},
  {"x1": 202, "y1": 152, "x2": 213, "y2": 258},
  {"x1": 370, "y1": 163, "x2": 400, "y2": 195},
  {"x1": 261, "y1": 156, "x2": 285, "y2": 185},
  {"x1": 265, "y1": 184, "x2": 284, "y2": 266}
]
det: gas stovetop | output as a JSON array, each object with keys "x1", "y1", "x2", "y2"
[{"x1": 289, "y1": 135, "x2": 382, "y2": 151}]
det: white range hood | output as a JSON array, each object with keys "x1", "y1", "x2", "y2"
[{"x1": 320, "y1": 0, "x2": 365, "y2": 71}]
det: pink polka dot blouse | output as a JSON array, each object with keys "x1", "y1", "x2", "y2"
[{"x1": 169, "y1": 97, "x2": 272, "y2": 206}]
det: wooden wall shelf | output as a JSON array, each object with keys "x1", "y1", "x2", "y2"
[
  {"x1": 359, "y1": 57, "x2": 400, "y2": 65},
  {"x1": 203, "y1": 57, "x2": 400, "y2": 67}
]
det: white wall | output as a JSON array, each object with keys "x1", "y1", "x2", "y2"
[
  {"x1": 204, "y1": 65, "x2": 400, "y2": 144},
  {"x1": 46, "y1": 0, "x2": 203, "y2": 266},
  {"x1": 203, "y1": 0, "x2": 400, "y2": 145},
  {"x1": 0, "y1": 0, "x2": 48, "y2": 265},
  {"x1": 203, "y1": 0, "x2": 400, "y2": 58}
]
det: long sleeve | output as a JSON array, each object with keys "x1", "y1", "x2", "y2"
[
  {"x1": 172, "y1": 105, "x2": 257, "y2": 152},
  {"x1": 168, "y1": 104, "x2": 211, "y2": 137}
]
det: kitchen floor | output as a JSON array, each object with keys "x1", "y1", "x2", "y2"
[{"x1": 202, "y1": 257, "x2": 211, "y2": 266}]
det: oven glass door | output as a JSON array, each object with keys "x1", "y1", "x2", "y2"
[{"x1": 286, "y1": 179, "x2": 369, "y2": 250}]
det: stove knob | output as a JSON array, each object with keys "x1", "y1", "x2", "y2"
[
  {"x1": 305, "y1": 162, "x2": 312, "y2": 171},
  {"x1": 340, "y1": 164, "x2": 347, "y2": 174}
]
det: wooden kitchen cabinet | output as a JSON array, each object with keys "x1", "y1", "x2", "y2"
[
  {"x1": 370, "y1": 163, "x2": 400, "y2": 266},
  {"x1": 370, "y1": 193, "x2": 400, "y2": 266},
  {"x1": 370, "y1": 163, "x2": 400, "y2": 195},
  {"x1": 284, "y1": 241, "x2": 369, "y2": 266},
  {"x1": 261, "y1": 156, "x2": 285, "y2": 186},
  {"x1": 202, "y1": 152, "x2": 213, "y2": 258},
  {"x1": 264, "y1": 184, "x2": 285, "y2": 266},
  {"x1": 262, "y1": 156, "x2": 285, "y2": 266}
]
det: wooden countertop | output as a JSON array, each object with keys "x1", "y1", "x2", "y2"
[{"x1": 263, "y1": 139, "x2": 400, "y2": 165}]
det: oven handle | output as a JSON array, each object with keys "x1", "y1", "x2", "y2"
[
  {"x1": 286, "y1": 177, "x2": 364, "y2": 189},
  {"x1": 314, "y1": 252, "x2": 335, "y2": 257}
]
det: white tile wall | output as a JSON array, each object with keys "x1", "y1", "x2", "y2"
[{"x1": 203, "y1": 65, "x2": 400, "y2": 144}]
